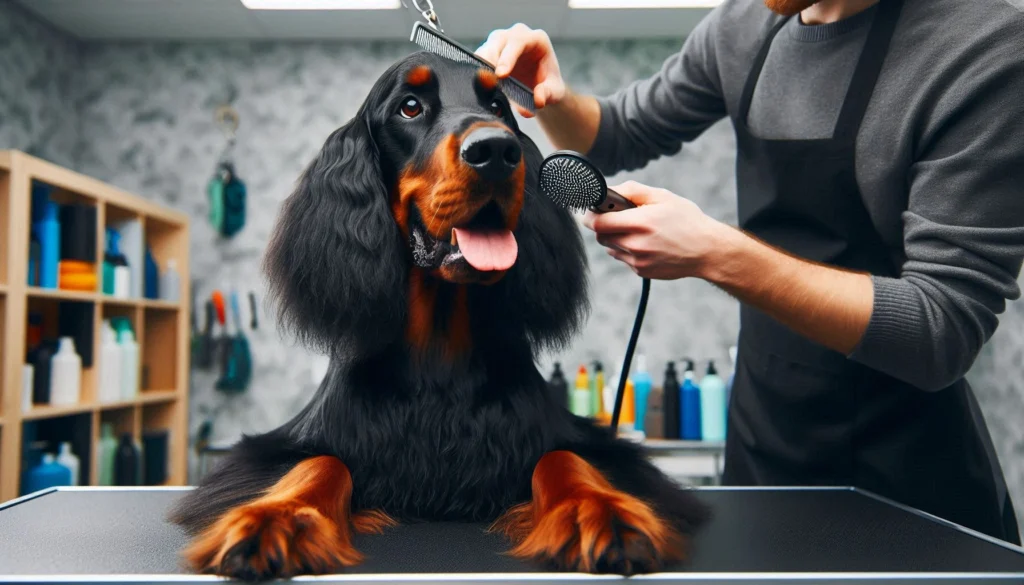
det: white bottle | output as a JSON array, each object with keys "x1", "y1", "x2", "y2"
[
  {"x1": 22, "y1": 364, "x2": 34, "y2": 412},
  {"x1": 114, "y1": 265, "x2": 131, "y2": 298},
  {"x1": 98, "y1": 320, "x2": 122, "y2": 403},
  {"x1": 49, "y1": 337, "x2": 82, "y2": 406},
  {"x1": 119, "y1": 325, "x2": 140, "y2": 400},
  {"x1": 160, "y1": 259, "x2": 180, "y2": 302},
  {"x1": 57, "y1": 442, "x2": 81, "y2": 486}
]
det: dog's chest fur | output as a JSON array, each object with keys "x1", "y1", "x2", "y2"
[{"x1": 304, "y1": 354, "x2": 564, "y2": 522}]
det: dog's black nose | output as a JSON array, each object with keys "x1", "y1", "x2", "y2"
[{"x1": 460, "y1": 127, "x2": 522, "y2": 182}]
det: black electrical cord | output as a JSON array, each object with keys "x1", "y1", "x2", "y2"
[{"x1": 609, "y1": 277, "x2": 651, "y2": 434}]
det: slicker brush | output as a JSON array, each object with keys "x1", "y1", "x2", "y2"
[{"x1": 538, "y1": 151, "x2": 636, "y2": 213}]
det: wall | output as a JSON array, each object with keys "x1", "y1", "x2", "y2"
[{"x1": 1, "y1": 0, "x2": 1022, "y2": 532}]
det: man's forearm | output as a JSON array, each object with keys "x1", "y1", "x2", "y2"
[
  {"x1": 703, "y1": 226, "x2": 875, "y2": 355},
  {"x1": 536, "y1": 91, "x2": 602, "y2": 154}
]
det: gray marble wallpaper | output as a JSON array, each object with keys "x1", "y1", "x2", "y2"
[{"x1": 1, "y1": 0, "x2": 1021, "y2": 534}]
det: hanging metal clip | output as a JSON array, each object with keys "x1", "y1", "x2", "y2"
[{"x1": 403, "y1": 0, "x2": 443, "y2": 31}]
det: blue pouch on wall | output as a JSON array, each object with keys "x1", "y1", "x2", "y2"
[{"x1": 208, "y1": 162, "x2": 246, "y2": 238}]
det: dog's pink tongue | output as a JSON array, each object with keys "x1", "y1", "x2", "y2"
[{"x1": 453, "y1": 228, "x2": 518, "y2": 272}]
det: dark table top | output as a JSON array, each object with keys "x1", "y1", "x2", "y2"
[{"x1": 1, "y1": 487, "x2": 1022, "y2": 583}]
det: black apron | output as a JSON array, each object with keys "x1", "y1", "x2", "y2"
[{"x1": 722, "y1": 0, "x2": 1021, "y2": 544}]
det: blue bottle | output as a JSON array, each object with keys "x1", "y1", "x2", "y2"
[
  {"x1": 144, "y1": 248, "x2": 160, "y2": 299},
  {"x1": 24, "y1": 453, "x2": 72, "y2": 494},
  {"x1": 632, "y1": 355, "x2": 652, "y2": 433},
  {"x1": 34, "y1": 200, "x2": 61, "y2": 289},
  {"x1": 680, "y1": 359, "x2": 702, "y2": 440}
]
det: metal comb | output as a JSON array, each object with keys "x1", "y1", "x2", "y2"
[
  {"x1": 405, "y1": 0, "x2": 536, "y2": 115},
  {"x1": 538, "y1": 151, "x2": 635, "y2": 213}
]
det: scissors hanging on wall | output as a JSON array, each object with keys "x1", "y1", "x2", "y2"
[{"x1": 208, "y1": 105, "x2": 247, "y2": 238}]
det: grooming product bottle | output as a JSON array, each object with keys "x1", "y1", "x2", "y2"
[
  {"x1": 572, "y1": 365, "x2": 591, "y2": 417},
  {"x1": 106, "y1": 228, "x2": 130, "y2": 298},
  {"x1": 549, "y1": 362, "x2": 569, "y2": 408},
  {"x1": 631, "y1": 355, "x2": 652, "y2": 433},
  {"x1": 144, "y1": 248, "x2": 159, "y2": 299},
  {"x1": 49, "y1": 337, "x2": 82, "y2": 407},
  {"x1": 662, "y1": 361, "x2": 681, "y2": 439},
  {"x1": 24, "y1": 453, "x2": 72, "y2": 493},
  {"x1": 21, "y1": 364, "x2": 35, "y2": 412},
  {"x1": 30, "y1": 340, "x2": 55, "y2": 405},
  {"x1": 619, "y1": 377, "x2": 636, "y2": 431},
  {"x1": 680, "y1": 359, "x2": 703, "y2": 440},
  {"x1": 56, "y1": 442, "x2": 81, "y2": 486},
  {"x1": 103, "y1": 228, "x2": 117, "y2": 294},
  {"x1": 700, "y1": 360, "x2": 727, "y2": 441},
  {"x1": 161, "y1": 259, "x2": 181, "y2": 302},
  {"x1": 114, "y1": 433, "x2": 139, "y2": 486},
  {"x1": 98, "y1": 320, "x2": 122, "y2": 404},
  {"x1": 116, "y1": 319, "x2": 140, "y2": 400},
  {"x1": 35, "y1": 200, "x2": 61, "y2": 289},
  {"x1": 591, "y1": 361, "x2": 604, "y2": 417},
  {"x1": 97, "y1": 423, "x2": 118, "y2": 486}
]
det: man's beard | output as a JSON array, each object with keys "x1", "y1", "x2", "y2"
[{"x1": 764, "y1": 0, "x2": 821, "y2": 16}]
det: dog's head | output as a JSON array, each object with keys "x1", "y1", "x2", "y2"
[{"x1": 265, "y1": 52, "x2": 587, "y2": 358}]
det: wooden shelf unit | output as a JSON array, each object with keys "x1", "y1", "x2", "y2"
[{"x1": 0, "y1": 150, "x2": 190, "y2": 502}]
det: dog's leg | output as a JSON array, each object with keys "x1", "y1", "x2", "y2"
[
  {"x1": 491, "y1": 450, "x2": 691, "y2": 575},
  {"x1": 182, "y1": 455, "x2": 395, "y2": 580}
]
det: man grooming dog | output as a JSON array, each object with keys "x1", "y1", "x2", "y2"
[{"x1": 480, "y1": 0, "x2": 1024, "y2": 543}]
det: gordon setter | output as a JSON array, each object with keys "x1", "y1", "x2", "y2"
[{"x1": 169, "y1": 52, "x2": 710, "y2": 579}]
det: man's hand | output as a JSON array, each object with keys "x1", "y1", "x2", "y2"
[
  {"x1": 476, "y1": 23, "x2": 566, "y2": 118},
  {"x1": 582, "y1": 181, "x2": 729, "y2": 280},
  {"x1": 582, "y1": 180, "x2": 875, "y2": 355}
]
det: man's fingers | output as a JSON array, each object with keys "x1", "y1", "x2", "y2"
[
  {"x1": 585, "y1": 208, "x2": 647, "y2": 235},
  {"x1": 609, "y1": 181, "x2": 673, "y2": 206},
  {"x1": 475, "y1": 30, "x2": 508, "y2": 67},
  {"x1": 495, "y1": 29, "x2": 530, "y2": 77}
]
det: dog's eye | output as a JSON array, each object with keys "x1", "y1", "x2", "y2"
[
  {"x1": 490, "y1": 99, "x2": 504, "y2": 117},
  {"x1": 399, "y1": 97, "x2": 423, "y2": 119}
]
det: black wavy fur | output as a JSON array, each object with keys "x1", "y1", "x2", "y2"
[{"x1": 170, "y1": 52, "x2": 709, "y2": 572}]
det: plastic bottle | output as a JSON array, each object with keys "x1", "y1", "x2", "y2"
[
  {"x1": 631, "y1": 355, "x2": 652, "y2": 433},
  {"x1": 619, "y1": 378, "x2": 636, "y2": 431},
  {"x1": 161, "y1": 259, "x2": 181, "y2": 302},
  {"x1": 700, "y1": 360, "x2": 727, "y2": 441},
  {"x1": 103, "y1": 227, "x2": 117, "y2": 295},
  {"x1": 680, "y1": 359, "x2": 702, "y2": 440},
  {"x1": 21, "y1": 364, "x2": 34, "y2": 412},
  {"x1": 144, "y1": 248, "x2": 159, "y2": 299},
  {"x1": 97, "y1": 423, "x2": 118, "y2": 486},
  {"x1": 572, "y1": 365, "x2": 591, "y2": 417},
  {"x1": 98, "y1": 320, "x2": 122, "y2": 404},
  {"x1": 24, "y1": 453, "x2": 71, "y2": 493},
  {"x1": 117, "y1": 320, "x2": 140, "y2": 399},
  {"x1": 49, "y1": 337, "x2": 82, "y2": 407},
  {"x1": 35, "y1": 200, "x2": 61, "y2": 289},
  {"x1": 30, "y1": 341, "x2": 55, "y2": 405},
  {"x1": 56, "y1": 442, "x2": 81, "y2": 486},
  {"x1": 114, "y1": 433, "x2": 139, "y2": 486},
  {"x1": 590, "y1": 361, "x2": 604, "y2": 417},
  {"x1": 549, "y1": 363, "x2": 568, "y2": 409},
  {"x1": 662, "y1": 361, "x2": 681, "y2": 439}
]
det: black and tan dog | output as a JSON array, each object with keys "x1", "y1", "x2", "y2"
[{"x1": 170, "y1": 52, "x2": 709, "y2": 580}]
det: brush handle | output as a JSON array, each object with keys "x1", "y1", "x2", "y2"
[{"x1": 593, "y1": 188, "x2": 636, "y2": 214}]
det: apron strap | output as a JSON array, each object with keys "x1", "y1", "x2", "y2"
[
  {"x1": 833, "y1": 0, "x2": 906, "y2": 142},
  {"x1": 737, "y1": 16, "x2": 791, "y2": 123}
]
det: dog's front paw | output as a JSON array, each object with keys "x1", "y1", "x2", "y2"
[
  {"x1": 497, "y1": 490, "x2": 686, "y2": 575},
  {"x1": 183, "y1": 501, "x2": 362, "y2": 580}
]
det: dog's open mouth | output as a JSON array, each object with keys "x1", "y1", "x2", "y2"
[{"x1": 410, "y1": 202, "x2": 518, "y2": 274}]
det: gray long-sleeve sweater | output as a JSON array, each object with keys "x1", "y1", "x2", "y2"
[{"x1": 587, "y1": 0, "x2": 1024, "y2": 392}]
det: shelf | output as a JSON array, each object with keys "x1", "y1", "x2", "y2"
[
  {"x1": 25, "y1": 286, "x2": 181, "y2": 309},
  {"x1": 97, "y1": 390, "x2": 177, "y2": 410},
  {"x1": 22, "y1": 402, "x2": 94, "y2": 421}
]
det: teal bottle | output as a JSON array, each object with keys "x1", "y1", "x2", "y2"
[
  {"x1": 700, "y1": 360, "x2": 727, "y2": 441},
  {"x1": 631, "y1": 355, "x2": 652, "y2": 433},
  {"x1": 24, "y1": 453, "x2": 72, "y2": 493}
]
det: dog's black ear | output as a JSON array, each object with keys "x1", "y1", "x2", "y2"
[
  {"x1": 263, "y1": 117, "x2": 406, "y2": 355},
  {"x1": 473, "y1": 134, "x2": 590, "y2": 352}
]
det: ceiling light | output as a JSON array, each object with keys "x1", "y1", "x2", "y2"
[
  {"x1": 240, "y1": 0, "x2": 401, "y2": 9},
  {"x1": 569, "y1": 0, "x2": 723, "y2": 8}
]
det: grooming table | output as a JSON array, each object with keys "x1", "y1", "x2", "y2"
[{"x1": 1, "y1": 487, "x2": 1022, "y2": 583}]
